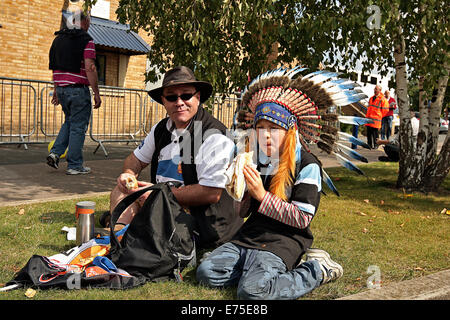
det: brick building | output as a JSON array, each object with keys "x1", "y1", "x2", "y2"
[{"x1": 0, "y1": 0, "x2": 152, "y2": 89}]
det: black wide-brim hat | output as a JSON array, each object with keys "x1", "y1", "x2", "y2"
[{"x1": 148, "y1": 66, "x2": 213, "y2": 104}]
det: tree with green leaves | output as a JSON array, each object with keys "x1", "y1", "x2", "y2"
[
  {"x1": 302, "y1": 0, "x2": 449, "y2": 192},
  {"x1": 83, "y1": 0, "x2": 448, "y2": 192}
]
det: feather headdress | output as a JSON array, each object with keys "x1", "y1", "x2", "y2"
[{"x1": 234, "y1": 66, "x2": 372, "y2": 197}]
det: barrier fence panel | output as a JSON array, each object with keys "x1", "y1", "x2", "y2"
[
  {"x1": 0, "y1": 76, "x2": 242, "y2": 155},
  {"x1": 89, "y1": 85, "x2": 148, "y2": 156},
  {"x1": 211, "y1": 95, "x2": 240, "y2": 129},
  {"x1": 0, "y1": 78, "x2": 39, "y2": 148},
  {"x1": 141, "y1": 94, "x2": 167, "y2": 135}
]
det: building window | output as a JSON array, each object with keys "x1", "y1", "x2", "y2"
[
  {"x1": 370, "y1": 76, "x2": 378, "y2": 85},
  {"x1": 361, "y1": 74, "x2": 368, "y2": 83},
  {"x1": 96, "y1": 55, "x2": 106, "y2": 85}
]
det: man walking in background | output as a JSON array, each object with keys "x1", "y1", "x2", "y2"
[{"x1": 47, "y1": 9, "x2": 101, "y2": 175}]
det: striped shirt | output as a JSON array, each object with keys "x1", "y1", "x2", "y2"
[
  {"x1": 52, "y1": 40, "x2": 96, "y2": 87},
  {"x1": 258, "y1": 160, "x2": 321, "y2": 229}
]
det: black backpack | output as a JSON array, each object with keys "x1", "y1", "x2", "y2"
[{"x1": 108, "y1": 182, "x2": 197, "y2": 283}]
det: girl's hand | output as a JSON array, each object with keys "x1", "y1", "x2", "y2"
[{"x1": 243, "y1": 165, "x2": 266, "y2": 202}]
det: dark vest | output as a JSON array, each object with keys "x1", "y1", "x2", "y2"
[
  {"x1": 150, "y1": 106, "x2": 244, "y2": 248},
  {"x1": 49, "y1": 28, "x2": 93, "y2": 73}
]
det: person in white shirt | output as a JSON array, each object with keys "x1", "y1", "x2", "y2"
[
  {"x1": 108, "y1": 66, "x2": 243, "y2": 248},
  {"x1": 376, "y1": 112, "x2": 419, "y2": 161}
]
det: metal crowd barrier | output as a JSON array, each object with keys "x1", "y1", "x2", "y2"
[
  {"x1": 89, "y1": 85, "x2": 148, "y2": 156},
  {"x1": 0, "y1": 76, "x2": 241, "y2": 156},
  {"x1": 0, "y1": 78, "x2": 42, "y2": 149}
]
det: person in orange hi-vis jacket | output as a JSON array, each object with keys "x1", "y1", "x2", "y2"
[{"x1": 365, "y1": 85, "x2": 389, "y2": 149}]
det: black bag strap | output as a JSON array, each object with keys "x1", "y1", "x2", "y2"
[
  {"x1": 109, "y1": 182, "x2": 183, "y2": 250},
  {"x1": 109, "y1": 185, "x2": 155, "y2": 250}
]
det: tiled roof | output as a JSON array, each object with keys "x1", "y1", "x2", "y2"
[{"x1": 88, "y1": 16, "x2": 150, "y2": 55}]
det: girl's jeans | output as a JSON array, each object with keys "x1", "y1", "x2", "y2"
[{"x1": 196, "y1": 242, "x2": 323, "y2": 300}]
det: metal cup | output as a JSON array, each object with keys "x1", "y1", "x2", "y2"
[{"x1": 75, "y1": 201, "x2": 95, "y2": 245}]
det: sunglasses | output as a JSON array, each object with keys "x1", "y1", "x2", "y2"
[{"x1": 163, "y1": 90, "x2": 199, "y2": 102}]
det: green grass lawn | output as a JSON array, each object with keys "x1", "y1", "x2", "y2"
[{"x1": 0, "y1": 162, "x2": 449, "y2": 300}]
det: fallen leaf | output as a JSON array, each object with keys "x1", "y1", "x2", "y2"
[
  {"x1": 23, "y1": 226, "x2": 31, "y2": 230},
  {"x1": 380, "y1": 200, "x2": 384, "y2": 205},
  {"x1": 400, "y1": 222, "x2": 405, "y2": 228},
  {"x1": 414, "y1": 267, "x2": 424, "y2": 271},
  {"x1": 362, "y1": 228, "x2": 368, "y2": 233},
  {"x1": 440, "y1": 208, "x2": 447, "y2": 215},
  {"x1": 363, "y1": 199, "x2": 370, "y2": 204},
  {"x1": 25, "y1": 288, "x2": 36, "y2": 298},
  {"x1": 357, "y1": 211, "x2": 367, "y2": 216},
  {"x1": 356, "y1": 277, "x2": 361, "y2": 281},
  {"x1": 368, "y1": 219, "x2": 374, "y2": 223},
  {"x1": 18, "y1": 209, "x2": 25, "y2": 215}
]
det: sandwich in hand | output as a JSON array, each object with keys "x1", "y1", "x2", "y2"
[
  {"x1": 125, "y1": 175, "x2": 138, "y2": 190},
  {"x1": 225, "y1": 151, "x2": 256, "y2": 201}
]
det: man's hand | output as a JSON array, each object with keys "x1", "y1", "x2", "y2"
[
  {"x1": 51, "y1": 90, "x2": 59, "y2": 105},
  {"x1": 116, "y1": 173, "x2": 153, "y2": 203},
  {"x1": 243, "y1": 165, "x2": 266, "y2": 202},
  {"x1": 93, "y1": 92, "x2": 101, "y2": 109},
  {"x1": 51, "y1": 94, "x2": 59, "y2": 106},
  {"x1": 116, "y1": 173, "x2": 139, "y2": 194}
]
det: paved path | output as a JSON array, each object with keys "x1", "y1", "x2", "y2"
[
  {"x1": 0, "y1": 142, "x2": 149, "y2": 206},
  {"x1": 0, "y1": 141, "x2": 383, "y2": 206},
  {"x1": 338, "y1": 269, "x2": 450, "y2": 300}
]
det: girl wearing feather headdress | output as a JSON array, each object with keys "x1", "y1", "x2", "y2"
[{"x1": 196, "y1": 66, "x2": 373, "y2": 299}]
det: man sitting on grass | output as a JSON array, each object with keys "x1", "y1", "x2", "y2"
[{"x1": 376, "y1": 112, "x2": 419, "y2": 162}]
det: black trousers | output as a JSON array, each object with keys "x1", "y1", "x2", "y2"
[
  {"x1": 384, "y1": 144, "x2": 399, "y2": 161},
  {"x1": 366, "y1": 126, "x2": 379, "y2": 149}
]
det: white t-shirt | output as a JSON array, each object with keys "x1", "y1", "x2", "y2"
[
  {"x1": 134, "y1": 118, "x2": 235, "y2": 188},
  {"x1": 390, "y1": 116, "x2": 419, "y2": 146}
]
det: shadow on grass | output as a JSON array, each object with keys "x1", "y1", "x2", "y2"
[
  {"x1": 39, "y1": 211, "x2": 74, "y2": 225},
  {"x1": 324, "y1": 164, "x2": 450, "y2": 214},
  {"x1": 38, "y1": 243, "x2": 75, "y2": 253}
]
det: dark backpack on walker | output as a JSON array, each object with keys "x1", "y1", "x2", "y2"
[{"x1": 108, "y1": 182, "x2": 196, "y2": 283}]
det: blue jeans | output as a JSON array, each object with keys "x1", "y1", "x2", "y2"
[
  {"x1": 196, "y1": 242, "x2": 323, "y2": 300},
  {"x1": 381, "y1": 116, "x2": 393, "y2": 140},
  {"x1": 52, "y1": 86, "x2": 92, "y2": 169}
]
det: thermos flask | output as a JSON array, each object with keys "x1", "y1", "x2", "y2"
[{"x1": 76, "y1": 201, "x2": 95, "y2": 245}]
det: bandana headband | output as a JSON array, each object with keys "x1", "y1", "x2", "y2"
[{"x1": 254, "y1": 102, "x2": 297, "y2": 130}]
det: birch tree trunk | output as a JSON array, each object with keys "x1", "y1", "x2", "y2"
[
  {"x1": 423, "y1": 66, "x2": 450, "y2": 192},
  {"x1": 393, "y1": 28, "x2": 423, "y2": 191},
  {"x1": 393, "y1": 13, "x2": 449, "y2": 193}
]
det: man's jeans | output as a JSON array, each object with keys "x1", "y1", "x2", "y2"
[
  {"x1": 381, "y1": 116, "x2": 393, "y2": 140},
  {"x1": 196, "y1": 242, "x2": 323, "y2": 300},
  {"x1": 52, "y1": 86, "x2": 92, "y2": 169}
]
